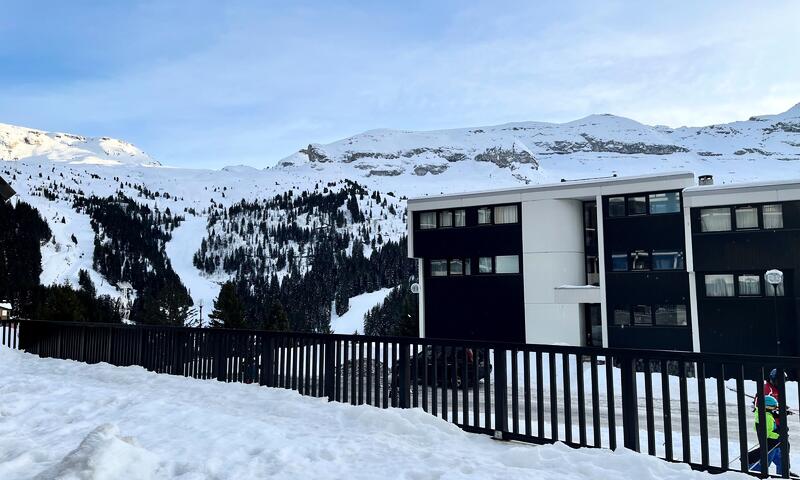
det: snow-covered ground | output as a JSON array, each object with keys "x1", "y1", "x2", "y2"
[
  {"x1": 330, "y1": 287, "x2": 396, "y2": 334},
  {"x1": 0, "y1": 347, "x2": 751, "y2": 480}
]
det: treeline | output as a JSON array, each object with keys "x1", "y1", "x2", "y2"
[
  {"x1": 73, "y1": 193, "x2": 193, "y2": 325},
  {"x1": 194, "y1": 181, "x2": 416, "y2": 335},
  {"x1": 0, "y1": 200, "x2": 120, "y2": 323}
]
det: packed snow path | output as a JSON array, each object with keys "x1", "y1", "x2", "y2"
[{"x1": 0, "y1": 348, "x2": 750, "y2": 479}]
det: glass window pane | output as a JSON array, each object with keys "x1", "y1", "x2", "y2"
[
  {"x1": 766, "y1": 280, "x2": 785, "y2": 297},
  {"x1": 449, "y1": 259, "x2": 463, "y2": 275},
  {"x1": 738, "y1": 274, "x2": 761, "y2": 296},
  {"x1": 705, "y1": 274, "x2": 734, "y2": 296},
  {"x1": 477, "y1": 207, "x2": 492, "y2": 224},
  {"x1": 611, "y1": 253, "x2": 628, "y2": 272},
  {"x1": 586, "y1": 256, "x2": 599, "y2": 285},
  {"x1": 633, "y1": 305, "x2": 652, "y2": 325},
  {"x1": 608, "y1": 197, "x2": 626, "y2": 217},
  {"x1": 700, "y1": 208, "x2": 731, "y2": 232},
  {"x1": 431, "y1": 259, "x2": 448, "y2": 276},
  {"x1": 494, "y1": 205, "x2": 518, "y2": 224},
  {"x1": 495, "y1": 255, "x2": 519, "y2": 274},
  {"x1": 464, "y1": 258, "x2": 471, "y2": 275},
  {"x1": 655, "y1": 305, "x2": 688, "y2": 326},
  {"x1": 763, "y1": 204, "x2": 783, "y2": 229},
  {"x1": 438, "y1": 211, "x2": 453, "y2": 228},
  {"x1": 454, "y1": 209, "x2": 466, "y2": 227},
  {"x1": 652, "y1": 250, "x2": 685, "y2": 270},
  {"x1": 649, "y1": 192, "x2": 681, "y2": 214},
  {"x1": 628, "y1": 196, "x2": 647, "y2": 215},
  {"x1": 613, "y1": 306, "x2": 630, "y2": 326},
  {"x1": 735, "y1": 206, "x2": 758, "y2": 229},
  {"x1": 420, "y1": 212, "x2": 436, "y2": 229},
  {"x1": 631, "y1": 250, "x2": 650, "y2": 271},
  {"x1": 478, "y1": 257, "x2": 493, "y2": 273}
]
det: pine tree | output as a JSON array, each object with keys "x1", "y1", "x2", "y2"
[
  {"x1": 264, "y1": 300, "x2": 289, "y2": 331},
  {"x1": 209, "y1": 281, "x2": 246, "y2": 328}
]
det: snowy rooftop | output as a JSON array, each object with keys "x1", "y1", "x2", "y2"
[
  {"x1": 407, "y1": 171, "x2": 695, "y2": 205},
  {"x1": 0, "y1": 302, "x2": 11, "y2": 310}
]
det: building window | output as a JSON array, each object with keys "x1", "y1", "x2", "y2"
[
  {"x1": 738, "y1": 274, "x2": 761, "y2": 296},
  {"x1": 420, "y1": 212, "x2": 436, "y2": 229},
  {"x1": 763, "y1": 204, "x2": 783, "y2": 229},
  {"x1": 438, "y1": 211, "x2": 453, "y2": 228},
  {"x1": 478, "y1": 256, "x2": 493, "y2": 273},
  {"x1": 655, "y1": 305, "x2": 688, "y2": 326},
  {"x1": 700, "y1": 207, "x2": 732, "y2": 232},
  {"x1": 449, "y1": 259, "x2": 463, "y2": 275},
  {"x1": 633, "y1": 305, "x2": 652, "y2": 325},
  {"x1": 613, "y1": 306, "x2": 631, "y2": 326},
  {"x1": 477, "y1": 207, "x2": 492, "y2": 225},
  {"x1": 608, "y1": 197, "x2": 626, "y2": 217},
  {"x1": 586, "y1": 256, "x2": 600, "y2": 286},
  {"x1": 464, "y1": 258, "x2": 471, "y2": 275},
  {"x1": 627, "y1": 196, "x2": 647, "y2": 216},
  {"x1": 630, "y1": 250, "x2": 650, "y2": 271},
  {"x1": 495, "y1": 255, "x2": 519, "y2": 274},
  {"x1": 431, "y1": 259, "x2": 448, "y2": 276},
  {"x1": 705, "y1": 274, "x2": 734, "y2": 296},
  {"x1": 766, "y1": 279, "x2": 785, "y2": 297},
  {"x1": 494, "y1": 205, "x2": 518, "y2": 224},
  {"x1": 735, "y1": 206, "x2": 758, "y2": 230},
  {"x1": 649, "y1": 192, "x2": 681, "y2": 214},
  {"x1": 454, "y1": 209, "x2": 466, "y2": 227},
  {"x1": 611, "y1": 253, "x2": 628, "y2": 272},
  {"x1": 652, "y1": 250, "x2": 685, "y2": 270}
]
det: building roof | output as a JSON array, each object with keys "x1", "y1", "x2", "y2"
[
  {"x1": 683, "y1": 177, "x2": 800, "y2": 197},
  {"x1": 0, "y1": 302, "x2": 11, "y2": 310},
  {"x1": 407, "y1": 171, "x2": 695, "y2": 207},
  {"x1": 0, "y1": 176, "x2": 15, "y2": 202}
]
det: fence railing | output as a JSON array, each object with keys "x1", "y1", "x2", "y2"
[{"x1": 2, "y1": 319, "x2": 798, "y2": 478}]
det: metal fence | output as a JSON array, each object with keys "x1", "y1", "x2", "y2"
[{"x1": 2, "y1": 319, "x2": 798, "y2": 478}]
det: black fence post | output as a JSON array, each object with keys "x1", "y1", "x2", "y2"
[
  {"x1": 398, "y1": 340, "x2": 410, "y2": 408},
  {"x1": 777, "y1": 367, "x2": 790, "y2": 478},
  {"x1": 215, "y1": 332, "x2": 226, "y2": 382},
  {"x1": 493, "y1": 348, "x2": 508, "y2": 438},
  {"x1": 620, "y1": 355, "x2": 640, "y2": 451},
  {"x1": 261, "y1": 335, "x2": 274, "y2": 387},
  {"x1": 324, "y1": 339, "x2": 336, "y2": 402}
]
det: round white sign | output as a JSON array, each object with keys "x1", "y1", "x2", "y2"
[
  {"x1": 765, "y1": 269, "x2": 784, "y2": 285},
  {"x1": 410, "y1": 283, "x2": 420, "y2": 294}
]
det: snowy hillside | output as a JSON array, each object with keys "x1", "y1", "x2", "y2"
[{"x1": 2, "y1": 103, "x2": 799, "y2": 328}]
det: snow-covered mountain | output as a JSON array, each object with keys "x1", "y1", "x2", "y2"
[
  {"x1": 277, "y1": 102, "x2": 800, "y2": 187},
  {"x1": 0, "y1": 123, "x2": 159, "y2": 167},
  {"x1": 2, "y1": 103, "x2": 799, "y2": 326}
]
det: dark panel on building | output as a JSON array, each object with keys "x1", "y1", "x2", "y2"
[
  {"x1": 414, "y1": 203, "x2": 525, "y2": 342},
  {"x1": 602, "y1": 191, "x2": 692, "y2": 351},
  {"x1": 692, "y1": 202, "x2": 800, "y2": 356},
  {"x1": 0, "y1": 176, "x2": 15, "y2": 202},
  {"x1": 424, "y1": 275, "x2": 525, "y2": 342},
  {"x1": 608, "y1": 325, "x2": 693, "y2": 351}
]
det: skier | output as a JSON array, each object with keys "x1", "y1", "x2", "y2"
[{"x1": 748, "y1": 395, "x2": 784, "y2": 475}]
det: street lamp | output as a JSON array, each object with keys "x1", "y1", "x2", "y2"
[{"x1": 765, "y1": 269, "x2": 784, "y2": 356}]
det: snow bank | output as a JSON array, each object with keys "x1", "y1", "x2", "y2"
[
  {"x1": 0, "y1": 347, "x2": 749, "y2": 479},
  {"x1": 34, "y1": 424, "x2": 162, "y2": 480}
]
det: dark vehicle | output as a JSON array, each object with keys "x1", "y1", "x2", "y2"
[{"x1": 395, "y1": 346, "x2": 492, "y2": 388}]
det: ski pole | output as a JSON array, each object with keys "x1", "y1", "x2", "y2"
[{"x1": 728, "y1": 442, "x2": 760, "y2": 468}]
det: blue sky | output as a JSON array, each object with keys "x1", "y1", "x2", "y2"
[{"x1": 1, "y1": 1, "x2": 798, "y2": 168}]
